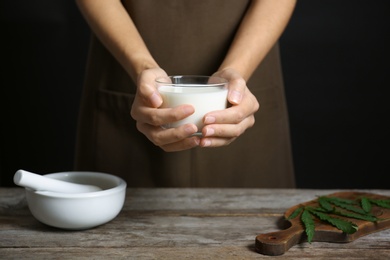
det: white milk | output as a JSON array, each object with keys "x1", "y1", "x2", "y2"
[{"x1": 158, "y1": 85, "x2": 228, "y2": 131}]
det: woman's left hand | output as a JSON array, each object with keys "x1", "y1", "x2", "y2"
[{"x1": 199, "y1": 68, "x2": 260, "y2": 147}]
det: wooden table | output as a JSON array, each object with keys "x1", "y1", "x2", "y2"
[{"x1": 1, "y1": 188, "x2": 389, "y2": 259}]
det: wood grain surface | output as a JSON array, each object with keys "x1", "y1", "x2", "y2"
[{"x1": 1, "y1": 188, "x2": 389, "y2": 259}]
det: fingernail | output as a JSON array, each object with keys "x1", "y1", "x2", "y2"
[
  {"x1": 185, "y1": 125, "x2": 196, "y2": 134},
  {"x1": 204, "y1": 116, "x2": 215, "y2": 124},
  {"x1": 150, "y1": 92, "x2": 162, "y2": 107},
  {"x1": 193, "y1": 138, "x2": 200, "y2": 146},
  {"x1": 205, "y1": 128, "x2": 215, "y2": 137},
  {"x1": 230, "y1": 90, "x2": 242, "y2": 104},
  {"x1": 202, "y1": 139, "x2": 211, "y2": 147},
  {"x1": 183, "y1": 106, "x2": 195, "y2": 115}
]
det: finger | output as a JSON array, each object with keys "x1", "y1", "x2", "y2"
[
  {"x1": 204, "y1": 84, "x2": 259, "y2": 126},
  {"x1": 227, "y1": 77, "x2": 246, "y2": 105},
  {"x1": 160, "y1": 136, "x2": 201, "y2": 152},
  {"x1": 199, "y1": 136, "x2": 237, "y2": 148},
  {"x1": 137, "y1": 69, "x2": 167, "y2": 107},
  {"x1": 213, "y1": 69, "x2": 246, "y2": 105},
  {"x1": 204, "y1": 94, "x2": 258, "y2": 125},
  {"x1": 202, "y1": 116, "x2": 255, "y2": 138},
  {"x1": 137, "y1": 122, "x2": 198, "y2": 147},
  {"x1": 133, "y1": 104, "x2": 195, "y2": 126}
]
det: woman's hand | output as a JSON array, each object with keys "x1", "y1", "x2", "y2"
[
  {"x1": 130, "y1": 68, "x2": 201, "y2": 152},
  {"x1": 199, "y1": 68, "x2": 260, "y2": 147}
]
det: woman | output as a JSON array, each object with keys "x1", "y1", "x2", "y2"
[{"x1": 75, "y1": 0, "x2": 296, "y2": 187}]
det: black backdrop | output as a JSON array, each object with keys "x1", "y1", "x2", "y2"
[{"x1": 1, "y1": 0, "x2": 389, "y2": 188}]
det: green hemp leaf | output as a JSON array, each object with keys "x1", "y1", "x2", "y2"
[
  {"x1": 318, "y1": 197, "x2": 334, "y2": 212},
  {"x1": 285, "y1": 194, "x2": 389, "y2": 244},
  {"x1": 332, "y1": 208, "x2": 378, "y2": 222},
  {"x1": 287, "y1": 207, "x2": 303, "y2": 220},
  {"x1": 369, "y1": 199, "x2": 390, "y2": 209},
  {"x1": 361, "y1": 197, "x2": 372, "y2": 213},
  {"x1": 301, "y1": 209, "x2": 315, "y2": 243},
  {"x1": 325, "y1": 197, "x2": 367, "y2": 215},
  {"x1": 309, "y1": 209, "x2": 358, "y2": 234}
]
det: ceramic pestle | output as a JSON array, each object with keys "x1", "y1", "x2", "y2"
[{"x1": 14, "y1": 169, "x2": 102, "y2": 193}]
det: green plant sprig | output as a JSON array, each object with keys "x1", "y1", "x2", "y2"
[{"x1": 287, "y1": 195, "x2": 390, "y2": 243}]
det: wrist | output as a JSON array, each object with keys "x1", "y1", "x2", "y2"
[{"x1": 125, "y1": 53, "x2": 160, "y2": 82}]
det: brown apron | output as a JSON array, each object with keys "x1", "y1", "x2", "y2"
[{"x1": 75, "y1": 0, "x2": 295, "y2": 188}]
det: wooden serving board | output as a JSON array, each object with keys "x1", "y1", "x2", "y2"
[{"x1": 255, "y1": 192, "x2": 390, "y2": 256}]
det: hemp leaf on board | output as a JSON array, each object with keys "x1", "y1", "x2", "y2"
[
  {"x1": 308, "y1": 209, "x2": 358, "y2": 234},
  {"x1": 369, "y1": 199, "x2": 390, "y2": 209},
  {"x1": 301, "y1": 209, "x2": 315, "y2": 243},
  {"x1": 287, "y1": 206, "x2": 303, "y2": 220},
  {"x1": 361, "y1": 197, "x2": 372, "y2": 213},
  {"x1": 286, "y1": 195, "x2": 389, "y2": 243}
]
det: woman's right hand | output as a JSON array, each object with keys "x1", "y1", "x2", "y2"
[{"x1": 130, "y1": 68, "x2": 201, "y2": 152}]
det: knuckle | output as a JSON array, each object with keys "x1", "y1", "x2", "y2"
[
  {"x1": 135, "y1": 121, "x2": 147, "y2": 135},
  {"x1": 150, "y1": 132, "x2": 164, "y2": 146},
  {"x1": 169, "y1": 108, "x2": 187, "y2": 122},
  {"x1": 226, "y1": 137, "x2": 237, "y2": 145},
  {"x1": 130, "y1": 101, "x2": 139, "y2": 119},
  {"x1": 234, "y1": 110, "x2": 245, "y2": 122},
  {"x1": 130, "y1": 108, "x2": 137, "y2": 120},
  {"x1": 182, "y1": 139, "x2": 197, "y2": 149},
  {"x1": 149, "y1": 113, "x2": 163, "y2": 126},
  {"x1": 250, "y1": 116, "x2": 256, "y2": 127},
  {"x1": 254, "y1": 100, "x2": 260, "y2": 112},
  {"x1": 160, "y1": 145, "x2": 171, "y2": 152},
  {"x1": 173, "y1": 113, "x2": 185, "y2": 121},
  {"x1": 232, "y1": 128, "x2": 242, "y2": 138}
]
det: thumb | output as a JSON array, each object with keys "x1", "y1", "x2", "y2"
[
  {"x1": 213, "y1": 68, "x2": 245, "y2": 105},
  {"x1": 137, "y1": 68, "x2": 166, "y2": 108}
]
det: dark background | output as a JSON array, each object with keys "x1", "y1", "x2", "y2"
[{"x1": 1, "y1": 0, "x2": 389, "y2": 188}]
